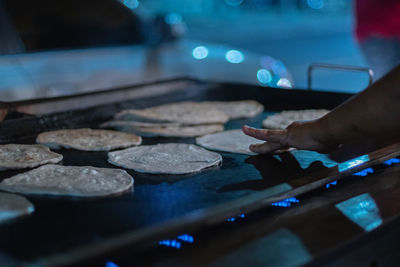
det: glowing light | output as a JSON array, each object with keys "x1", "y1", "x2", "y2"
[
  {"x1": 277, "y1": 78, "x2": 292, "y2": 89},
  {"x1": 257, "y1": 69, "x2": 272, "y2": 85},
  {"x1": 353, "y1": 168, "x2": 374, "y2": 177},
  {"x1": 177, "y1": 234, "x2": 194, "y2": 243},
  {"x1": 336, "y1": 193, "x2": 382, "y2": 232},
  {"x1": 272, "y1": 197, "x2": 300, "y2": 207},
  {"x1": 338, "y1": 154, "x2": 370, "y2": 172},
  {"x1": 226, "y1": 213, "x2": 246, "y2": 222},
  {"x1": 225, "y1": 50, "x2": 244, "y2": 64},
  {"x1": 165, "y1": 13, "x2": 183, "y2": 25},
  {"x1": 105, "y1": 261, "x2": 118, "y2": 267},
  {"x1": 326, "y1": 180, "x2": 337, "y2": 189},
  {"x1": 225, "y1": 0, "x2": 244, "y2": 6},
  {"x1": 159, "y1": 239, "x2": 181, "y2": 249},
  {"x1": 192, "y1": 46, "x2": 209, "y2": 60},
  {"x1": 123, "y1": 0, "x2": 139, "y2": 9},
  {"x1": 384, "y1": 158, "x2": 400, "y2": 166},
  {"x1": 307, "y1": 0, "x2": 324, "y2": 9}
]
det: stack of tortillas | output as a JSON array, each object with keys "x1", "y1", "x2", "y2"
[
  {"x1": 262, "y1": 109, "x2": 329, "y2": 129},
  {"x1": 102, "y1": 100, "x2": 263, "y2": 138}
]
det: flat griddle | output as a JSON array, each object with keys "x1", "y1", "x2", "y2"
[{"x1": 0, "y1": 78, "x2": 397, "y2": 266}]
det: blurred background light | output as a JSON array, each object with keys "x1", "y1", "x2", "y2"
[
  {"x1": 307, "y1": 0, "x2": 324, "y2": 10},
  {"x1": 257, "y1": 69, "x2": 272, "y2": 84},
  {"x1": 277, "y1": 78, "x2": 292, "y2": 88},
  {"x1": 165, "y1": 13, "x2": 183, "y2": 25},
  {"x1": 192, "y1": 46, "x2": 209, "y2": 60},
  {"x1": 225, "y1": 0, "x2": 244, "y2": 7},
  {"x1": 123, "y1": 0, "x2": 139, "y2": 9},
  {"x1": 225, "y1": 50, "x2": 244, "y2": 64}
]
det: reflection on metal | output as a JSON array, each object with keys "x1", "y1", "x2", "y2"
[
  {"x1": 225, "y1": 50, "x2": 244, "y2": 64},
  {"x1": 336, "y1": 193, "x2": 382, "y2": 232},
  {"x1": 122, "y1": 0, "x2": 139, "y2": 9},
  {"x1": 165, "y1": 13, "x2": 183, "y2": 25},
  {"x1": 271, "y1": 197, "x2": 300, "y2": 208},
  {"x1": 353, "y1": 168, "x2": 374, "y2": 177},
  {"x1": 325, "y1": 180, "x2": 337, "y2": 189},
  {"x1": 227, "y1": 213, "x2": 246, "y2": 222},
  {"x1": 225, "y1": 0, "x2": 244, "y2": 6},
  {"x1": 384, "y1": 158, "x2": 400, "y2": 166},
  {"x1": 105, "y1": 261, "x2": 119, "y2": 267},
  {"x1": 177, "y1": 234, "x2": 194, "y2": 243},
  {"x1": 307, "y1": 0, "x2": 324, "y2": 9},
  {"x1": 290, "y1": 150, "x2": 338, "y2": 169},
  {"x1": 215, "y1": 229, "x2": 311, "y2": 266},
  {"x1": 257, "y1": 69, "x2": 272, "y2": 85},
  {"x1": 277, "y1": 78, "x2": 292, "y2": 89},
  {"x1": 338, "y1": 154, "x2": 370, "y2": 172},
  {"x1": 192, "y1": 46, "x2": 209, "y2": 60},
  {"x1": 159, "y1": 239, "x2": 182, "y2": 249}
]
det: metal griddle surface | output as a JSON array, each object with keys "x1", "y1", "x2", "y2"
[{"x1": 0, "y1": 79, "x2": 350, "y2": 263}]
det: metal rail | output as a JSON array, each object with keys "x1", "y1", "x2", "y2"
[{"x1": 307, "y1": 63, "x2": 374, "y2": 91}]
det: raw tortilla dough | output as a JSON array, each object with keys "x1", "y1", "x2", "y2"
[
  {"x1": 108, "y1": 143, "x2": 222, "y2": 174},
  {"x1": 196, "y1": 129, "x2": 265, "y2": 155},
  {"x1": 0, "y1": 144, "x2": 63, "y2": 171},
  {"x1": 36, "y1": 128, "x2": 142, "y2": 151},
  {"x1": 101, "y1": 120, "x2": 224, "y2": 137},
  {"x1": 198, "y1": 100, "x2": 264, "y2": 119},
  {"x1": 114, "y1": 102, "x2": 229, "y2": 125},
  {"x1": 0, "y1": 192, "x2": 34, "y2": 223},
  {"x1": 0, "y1": 165, "x2": 134, "y2": 198},
  {"x1": 262, "y1": 109, "x2": 329, "y2": 129}
]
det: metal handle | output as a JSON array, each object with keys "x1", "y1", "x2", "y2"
[{"x1": 307, "y1": 63, "x2": 374, "y2": 90}]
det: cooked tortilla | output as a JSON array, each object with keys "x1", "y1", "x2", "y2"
[
  {"x1": 108, "y1": 143, "x2": 222, "y2": 174},
  {"x1": 36, "y1": 128, "x2": 142, "y2": 151},
  {"x1": 0, "y1": 144, "x2": 63, "y2": 171},
  {"x1": 0, "y1": 192, "x2": 34, "y2": 223},
  {"x1": 196, "y1": 129, "x2": 265, "y2": 155},
  {"x1": 198, "y1": 100, "x2": 264, "y2": 119},
  {"x1": 101, "y1": 120, "x2": 224, "y2": 137},
  {"x1": 262, "y1": 109, "x2": 329, "y2": 129},
  {"x1": 114, "y1": 102, "x2": 229, "y2": 125},
  {"x1": 0, "y1": 165, "x2": 134, "y2": 197}
]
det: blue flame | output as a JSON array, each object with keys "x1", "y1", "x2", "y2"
[
  {"x1": 353, "y1": 168, "x2": 374, "y2": 177},
  {"x1": 159, "y1": 239, "x2": 182, "y2": 249},
  {"x1": 326, "y1": 180, "x2": 337, "y2": 189},
  {"x1": 177, "y1": 234, "x2": 194, "y2": 243},
  {"x1": 271, "y1": 197, "x2": 300, "y2": 207},
  {"x1": 192, "y1": 46, "x2": 209, "y2": 60},
  {"x1": 226, "y1": 213, "x2": 246, "y2": 222},
  {"x1": 383, "y1": 158, "x2": 400, "y2": 166},
  {"x1": 105, "y1": 261, "x2": 119, "y2": 267}
]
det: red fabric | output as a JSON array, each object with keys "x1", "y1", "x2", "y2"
[{"x1": 356, "y1": 0, "x2": 400, "y2": 41}]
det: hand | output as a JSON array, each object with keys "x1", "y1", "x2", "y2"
[{"x1": 242, "y1": 120, "x2": 339, "y2": 154}]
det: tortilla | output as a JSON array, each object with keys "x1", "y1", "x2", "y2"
[
  {"x1": 196, "y1": 129, "x2": 265, "y2": 155},
  {"x1": 0, "y1": 144, "x2": 63, "y2": 171},
  {"x1": 101, "y1": 120, "x2": 224, "y2": 137},
  {"x1": 36, "y1": 128, "x2": 142, "y2": 151},
  {"x1": 0, "y1": 165, "x2": 134, "y2": 198},
  {"x1": 0, "y1": 192, "x2": 34, "y2": 223},
  {"x1": 114, "y1": 102, "x2": 229, "y2": 125},
  {"x1": 262, "y1": 109, "x2": 329, "y2": 129},
  {"x1": 198, "y1": 100, "x2": 264, "y2": 119},
  {"x1": 108, "y1": 143, "x2": 222, "y2": 174}
]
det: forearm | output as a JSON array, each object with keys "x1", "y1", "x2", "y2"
[{"x1": 317, "y1": 65, "x2": 400, "y2": 144}]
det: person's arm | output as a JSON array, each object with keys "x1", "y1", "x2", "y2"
[{"x1": 243, "y1": 64, "x2": 400, "y2": 154}]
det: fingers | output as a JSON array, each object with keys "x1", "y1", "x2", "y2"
[
  {"x1": 242, "y1": 125, "x2": 285, "y2": 143},
  {"x1": 249, "y1": 141, "x2": 284, "y2": 154}
]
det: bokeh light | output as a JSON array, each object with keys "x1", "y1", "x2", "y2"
[
  {"x1": 277, "y1": 78, "x2": 292, "y2": 88},
  {"x1": 257, "y1": 69, "x2": 272, "y2": 84},
  {"x1": 165, "y1": 13, "x2": 183, "y2": 25},
  {"x1": 192, "y1": 46, "x2": 209, "y2": 60},
  {"x1": 123, "y1": 0, "x2": 139, "y2": 9},
  {"x1": 225, "y1": 50, "x2": 244, "y2": 64}
]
